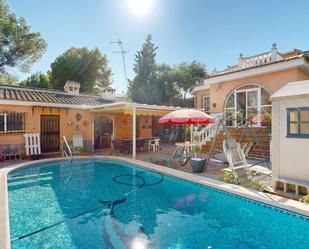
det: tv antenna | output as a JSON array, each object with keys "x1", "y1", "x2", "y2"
[{"x1": 111, "y1": 39, "x2": 128, "y2": 87}]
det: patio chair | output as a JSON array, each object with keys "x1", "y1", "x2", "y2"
[
  {"x1": 223, "y1": 139, "x2": 251, "y2": 184},
  {"x1": 111, "y1": 140, "x2": 121, "y2": 155},
  {"x1": 4, "y1": 146, "x2": 22, "y2": 161},
  {"x1": 172, "y1": 145, "x2": 187, "y2": 158},
  {"x1": 148, "y1": 138, "x2": 160, "y2": 152},
  {"x1": 149, "y1": 146, "x2": 190, "y2": 167},
  {"x1": 123, "y1": 140, "x2": 132, "y2": 154},
  {"x1": 137, "y1": 139, "x2": 145, "y2": 152},
  {"x1": 112, "y1": 140, "x2": 119, "y2": 150},
  {"x1": 73, "y1": 134, "x2": 84, "y2": 149}
]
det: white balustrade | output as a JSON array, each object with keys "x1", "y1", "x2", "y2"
[{"x1": 192, "y1": 113, "x2": 222, "y2": 145}]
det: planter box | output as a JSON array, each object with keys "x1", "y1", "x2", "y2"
[
  {"x1": 190, "y1": 158, "x2": 206, "y2": 173},
  {"x1": 80, "y1": 152, "x2": 91, "y2": 156}
]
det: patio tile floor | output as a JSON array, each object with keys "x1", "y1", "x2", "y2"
[
  {"x1": 93, "y1": 143, "x2": 226, "y2": 181},
  {"x1": 1, "y1": 143, "x2": 271, "y2": 185}
]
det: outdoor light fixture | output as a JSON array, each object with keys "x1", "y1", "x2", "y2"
[{"x1": 75, "y1": 113, "x2": 82, "y2": 121}]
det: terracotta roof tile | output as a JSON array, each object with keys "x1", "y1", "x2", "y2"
[{"x1": 0, "y1": 85, "x2": 114, "y2": 106}]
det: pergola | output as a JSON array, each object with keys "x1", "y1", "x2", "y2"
[{"x1": 90, "y1": 102, "x2": 181, "y2": 159}]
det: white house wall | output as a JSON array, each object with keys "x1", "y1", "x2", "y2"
[{"x1": 272, "y1": 95, "x2": 309, "y2": 182}]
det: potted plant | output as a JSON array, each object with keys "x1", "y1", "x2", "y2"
[
  {"x1": 78, "y1": 147, "x2": 91, "y2": 156},
  {"x1": 190, "y1": 135, "x2": 206, "y2": 173}
]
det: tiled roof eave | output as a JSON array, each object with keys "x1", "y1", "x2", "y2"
[
  {"x1": 0, "y1": 99, "x2": 104, "y2": 109},
  {"x1": 0, "y1": 84, "x2": 114, "y2": 107},
  {"x1": 206, "y1": 55, "x2": 304, "y2": 79}
]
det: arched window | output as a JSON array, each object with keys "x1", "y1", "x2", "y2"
[{"x1": 224, "y1": 85, "x2": 271, "y2": 127}]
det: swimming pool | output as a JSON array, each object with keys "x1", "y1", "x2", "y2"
[{"x1": 7, "y1": 158, "x2": 309, "y2": 249}]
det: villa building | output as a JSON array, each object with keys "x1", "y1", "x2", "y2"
[
  {"x1": 0, "y1": 81, "x2": 178, "y2": 159},
  {"x1": 192, "y1": 44, "x2": 309, "y2": 127}
]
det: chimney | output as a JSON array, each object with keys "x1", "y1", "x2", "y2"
[
  {"x1": 99, "y1": 86, "x2": 116, "y2": 101},
  {"x1": 64, "y1": 81, "x2": 80, "y2": 95},
  {"x1": 271, "y1": 43, "x2": 278, "y2": 62},
  {"x1": 239, "y1": 53, "x2": 245, "y2": 68}
]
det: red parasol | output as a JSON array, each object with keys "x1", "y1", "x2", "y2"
[{"x1": 158, "y1": 109, "x2": 214, "y2": 125}]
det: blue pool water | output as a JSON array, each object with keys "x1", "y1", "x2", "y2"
[{"x1": 8, "y1": 159, "x2": 309, "y2": 249}]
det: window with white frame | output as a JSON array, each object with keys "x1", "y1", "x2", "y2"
[
  {"x1": 0, "y1": 113, "x2": 25, "y2": 134},
  {"x1": 224, "y1": 85, "x2": 271, "y2": 127},
  {"x1": 203, "y1": 95, "x2": 210, "y2": 113}
]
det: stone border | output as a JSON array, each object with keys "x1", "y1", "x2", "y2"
[{"x1": 1, "y1": 156, "x2": 309, "y2": 249}]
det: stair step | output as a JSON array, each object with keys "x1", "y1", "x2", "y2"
[{"x1": 201, "y1": 126, "x2": 270, "y2": 157}]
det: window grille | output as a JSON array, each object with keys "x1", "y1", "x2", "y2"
[{"x1": 0, "y1": 113, "x2": 25, "y2": 134}]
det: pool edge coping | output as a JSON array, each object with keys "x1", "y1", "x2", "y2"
[{"x1": 1, "y1": 156, "x2": 309, "y2": 249}]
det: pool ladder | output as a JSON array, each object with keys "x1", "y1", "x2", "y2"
[{"x1": 63, "y1": 136, "x2": 73, "y2": 163}]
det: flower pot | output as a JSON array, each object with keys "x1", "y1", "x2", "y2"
[
  {"x1": 190, "y1": 158, "x2": 206, "y2": 173},
  {"x1": 80, "y1": 152, "x2": 91, "y2": 156}
]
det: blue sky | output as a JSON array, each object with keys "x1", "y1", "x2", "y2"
[{"x1": 6, "y1": 0, "x2": 309, "y2": 93}]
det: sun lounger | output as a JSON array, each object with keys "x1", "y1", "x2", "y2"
[
  {"x1": 214, "y1": 141, "x2": 255, "y2": 163},
  {"x1": 149, "y1": 153, "x2": 191, "y2": 167},
  {"x1": 223, "y1": 139, "x2": 251, "y2": 184},
  {"x1": 149, "y1": 146, "x2": 191, "y2": 167}
]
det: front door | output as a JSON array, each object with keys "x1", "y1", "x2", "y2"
[
  {"x1": 94, "y1": 116, "x2": 113, "y2": 149},
  {"x1": 40, "y1": 115, "x2": 60, "y2": 153}
]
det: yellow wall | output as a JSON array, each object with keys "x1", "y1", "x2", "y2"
[{"x1": 195, "y1": 68, "x2": 309, "y2": 112}]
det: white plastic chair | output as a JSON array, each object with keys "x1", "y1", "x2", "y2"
[
  {"x1": 148, "y1": 138, "x2": 160, "y2": 152},
  {"x1": 73, "y1": 134, "x2": 84, "y2": 149}
]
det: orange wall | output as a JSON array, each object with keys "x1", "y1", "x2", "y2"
[
  {"x1": 0, "y1": 105, "x2": 93, "y2": 151},
  {"x1": 194, "y1": 89, "x2": 210, "y2": 110},
  {"x1": 112, "y1": 114, "x2": 152, "y2": 139},
  {"x1": 195, "y1": 68, "x2": 309, "y2": 112},
  {"x1": 138, "y1": 115, "x2": 152, "y2": 138},
  {"x1": 92, "y1": 113, "x2": 153, "y2": 140}
]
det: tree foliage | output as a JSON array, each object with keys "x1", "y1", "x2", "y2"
[
  {"x1": 0, "y1": 0, "x2": 47, "y2": 73},
  {"x1": 49, "y1": 47, "x2": 112, "y2": 93},
  {"x1": 128, "y1": 34, "x2": 158, "y2": 103},
  {"x1": 20, "y1": 72, "x2": 49, "y2": 89},
  {"x1": 128, "y1": 35, "x2": 207, "y2": 107},
  {"x1": 0, "y1": 69, "x2": 18, "y2": 85},
  {"x1": 170, "y1": 61, "x2": 207, "y2": 99}
]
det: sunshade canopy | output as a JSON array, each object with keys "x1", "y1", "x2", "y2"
[{"x1": 158, "y1": 109, "x2": 214, "y2": 124}]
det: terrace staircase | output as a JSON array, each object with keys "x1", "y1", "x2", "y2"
[{"x1": 193, "y1": 113, "x2": 271, "y2": 160}]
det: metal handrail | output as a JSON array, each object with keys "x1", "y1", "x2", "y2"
[{"x1": 63, "y1": 136, "x2": 73, "y2": 163}]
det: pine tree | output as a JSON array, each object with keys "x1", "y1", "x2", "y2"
[{"x1": 128, "y1": 34, "x2": 158, "y2": 104}]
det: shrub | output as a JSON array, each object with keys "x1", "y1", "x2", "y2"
[
  {"x1": 244, "y1": 179, "x2": 264, "y2": 191},
  {"x1": 223, "y1": 170, "x2": 235, "y2": 183},
  {"x1": 300, "y1": 195, "x2": 309, "y2": 204},
  {"x1": 79, "y1": 147, "x2": 89, "y2": 153}
]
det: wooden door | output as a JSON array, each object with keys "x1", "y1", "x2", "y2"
[{"x1": 40, "y1": 115, "x2": 60, "y2": 153}]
